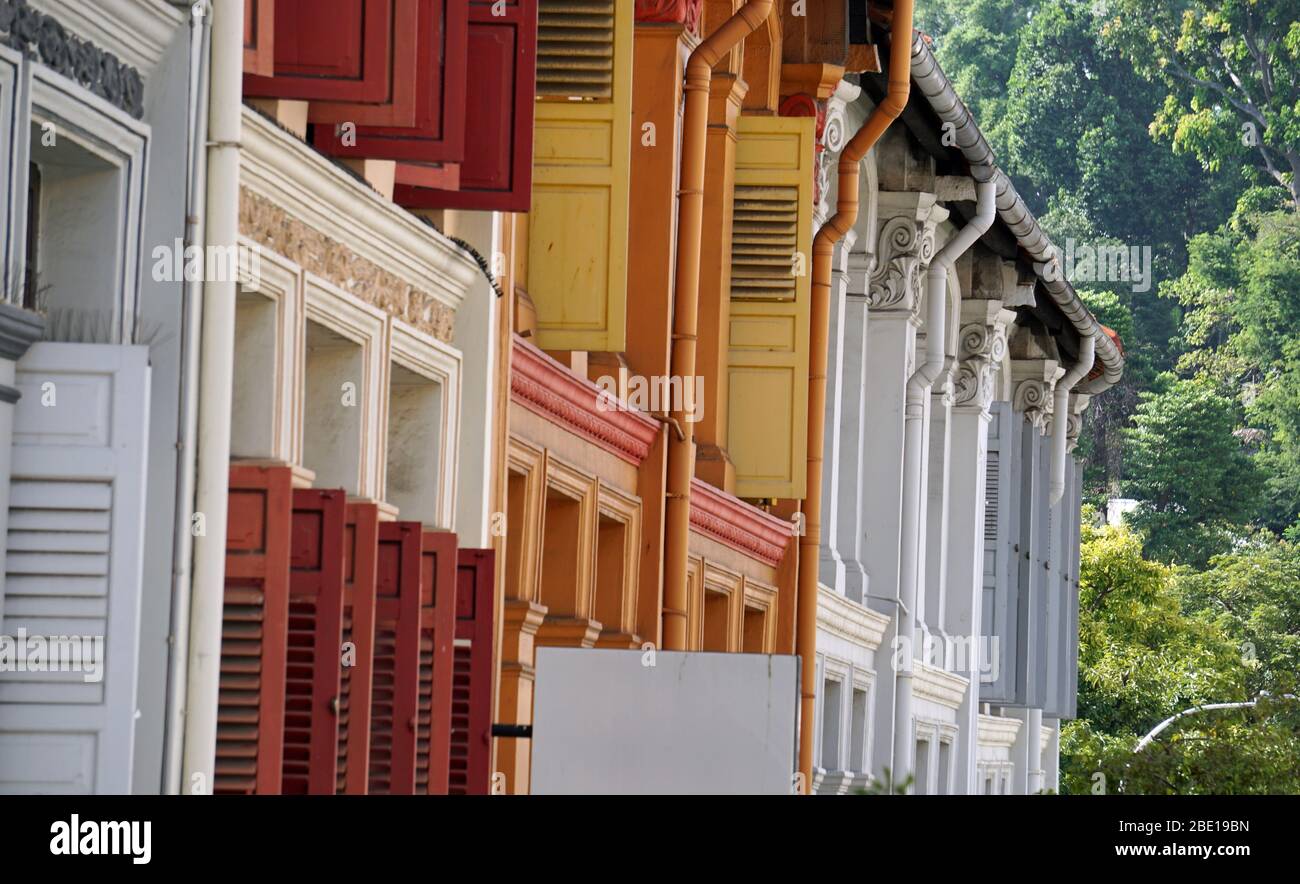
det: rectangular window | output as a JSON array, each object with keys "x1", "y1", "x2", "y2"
[
  {"x1": 23, "y1": 162, "x2": 39, "y2": 310},
  {"x1": 384, "y1": 361, "x2": 445, "y2": 525},
  {"x1": 821, "y1": 678, "x2": 842, "y2": 770},
  {"x1": 914, "y1": 738, "x2": 931, "y2": 794},
  {"x1": 703, "y1": 590, "x2": 730, "y2": 652},
  {"x1": 849, "y1": 687, "x2": 868, "y2": 772},
  {"x1": 938, "y1": 740, "x2": 952, "y2": 794},
  {"x1": 303, "y1": 318, "x2": 366, "y2": 493}
]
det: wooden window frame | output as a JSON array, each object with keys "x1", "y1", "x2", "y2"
[{"x1": 741, "y1": 576, "x2": 778, "y2": 653}]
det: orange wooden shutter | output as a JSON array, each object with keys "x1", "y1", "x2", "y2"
[
  {"x1": 218, "y1": 464, "x2": 294, "y2": 794},
  {"x1": 369, "y1": 522, "x2": 423, "y2": 793},
  {"x1": 337, "y1": 501, "x2": 380, "y2": 793},
  {"x1": 416, "y1": 530, "x2": 458, "y2": 794},
  {"x1": 449, "y1": 548, "x2": 495, "y2": 795},
  {"x1": 281, "y1": 488, "x2": 347, "y2": 794}
]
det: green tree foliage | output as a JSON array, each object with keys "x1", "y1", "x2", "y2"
[
  {"x1": 1122, "y1": 374, "x2": 1260, "y2": 565},
  {"x1": 1103, "y1": 0, "x2": 1300, "y2": 209},
  {"x1": 1061, "y1": 522, "x2": 1300, "y2": 794},
  {"x1": 1168, "y1": 195, "x2": 1300, "y2": 530},
  {"x1": 1178, "y1": 536, "x2": 1300, "y2": 697}
]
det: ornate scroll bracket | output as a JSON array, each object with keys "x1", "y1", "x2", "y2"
[{"x1": 867, "y1": 194, "x2": 946, "y2": 317}]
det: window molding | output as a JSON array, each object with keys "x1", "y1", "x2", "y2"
[
  {"x1": 234, "y1": 242, "x2": 303, "y2": 466},
  {"x1": 594, "y1": 481, "x2": 642, "y2": 641},
  {"x1": 505, "y1": 437, "x2": 545, "y2": 604},
  {"x1": 742, "y1": 576, "x2": 778, "y2": 653},
  {"x1": 24, "y1": 63, "x2": 149, "y2": 340},
  {"x1": 386, "y1": 319, "x2": 463, "y2": 530},
  {"x1": 301, "y1": 273, "x2": 387, "y2": 500},
  {"x1": 0, "y1": 43, "x2": 24, "y2": 301}
]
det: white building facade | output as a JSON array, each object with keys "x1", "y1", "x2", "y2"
[{"x1": 811, "y1": 33, "x2": 1118, "y2": 795}]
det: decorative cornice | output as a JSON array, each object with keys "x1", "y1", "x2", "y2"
[
  {"x1": 635, "y1": 0, "x2": 700, "y2": 32},
  {"x1": 240, "y1": 188, "x2": 457, "y2": 344},
  {"x1": 977, "y1": 713, "x2": 1022, "y2": 749},
  {"x1": 689, "y1": 478, "x2": 792, "y2": 568},
  {"x1": 29, "y1": 0, "x2": 181, "y2": 81},
  {"x1": 817, "y1": 586, "x2": 891, "y2": 650},
  {"x1": 914, "y1": 661, "x2": 969, "y2": 709},
  {"x1": 0, "y1": 302, "x2": 44, "y2": 361},
  {"x1": 1, "y1": 0, "x2": 146, "y2": 119},
  {"x1": 510, "y1": 336, "x2": 660, "y2": 466},
  {"x1": 240, "y1": 109, "x2": 477, "y2": 328}
]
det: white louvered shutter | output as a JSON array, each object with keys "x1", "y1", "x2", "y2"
[{"x1": 0, "y1": 343, "x2": 151, "y2": 794}]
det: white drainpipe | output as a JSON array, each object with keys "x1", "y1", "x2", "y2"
[
  {"x1": 162, "y1": 0, "x2": 212, "y2": 796},
  {"x1": 1050, "y1": 332, "x2": 1094, "y2": 504},
  {"x1": 893, "y1": 178, "x2": 996, "y2": 789},
  {"x1": 181, "y1": 0, "x2": 243, "y2": 794}
]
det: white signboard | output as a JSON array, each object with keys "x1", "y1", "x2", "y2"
[{"x1": 531, "y1": 648, "x2": 799, "y2": 795}]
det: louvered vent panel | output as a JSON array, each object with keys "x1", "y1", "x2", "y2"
[
  {"x1": 536, "y1": 0, "x2": 614, "y2": 98},
  {"x1": 447, "y1": 644, "x2": 472, "y2": 793},
  {"x1": 984, "y1": 452, "x2": 1000, "y2": 542},
  {"x1": 335, "y1": 612, "x2": 353, "y2": 793},
  {"x1": 731, "y1": 185, "x2": 800, "y2": 300},
  {"x1": 215, "y1": 585, "x2": 265, "y2": 794},
  {"x1": 367, "y1": 626, "x2": 398, "y2": 794},
  {"x1": 280, "y1": 598, "x2": 316, "y2": 794},
  {"x1": 414, "y1": 634, "x2": 434, "y2": 791},
  {"x1": 0, "y1": 481, "x2": 111, "y2": 708}
]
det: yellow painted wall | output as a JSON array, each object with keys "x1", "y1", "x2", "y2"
[{"x1": 728, "y1": 115, "x2": 815, "y2": 499}]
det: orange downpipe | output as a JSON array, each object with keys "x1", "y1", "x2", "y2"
[
  {"x1": 797, "y1": 0, "x2": 914, "y2": 786},
  {"x1": 663, "y1": 0, "x2": 774, "y2": 651}
]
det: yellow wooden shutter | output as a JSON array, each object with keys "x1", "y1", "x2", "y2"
[
  {"x1": 527, "y1": 0, "x2": 632, "y2": 352},
  {"x1": 727, "y1": 115, "x2": 815, "y2": 499}
]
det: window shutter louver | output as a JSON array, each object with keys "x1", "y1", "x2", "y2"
[
  {"x1": 449, "y1": 548, "x2": 495, "y2": 795},
  {"x1": 337, "y1": 501, "x2": 380, "y2": 793},
  {"x1": 979, "y1": 401, "x2": 1019, "y2": 705},
  {"x1": 282, "y1": 488, "x2": 347, "y2": 794},
  {"x1": 368, "y1": 522, "x2": 422, "y2": 794},
  {"x1": 243, "y1": 0, "x2": 275, "y2": 76},
  {"x1": 416, "y1": 530, "x2": 457, "y2": 794},
  {"x1": 535, "y1": 0, "x2": 614, "y2": 98},
  {"x1": 244, "y1": 0, "x2": 422, "y2": 127},
  {"x1": 218, "y1": 463, "x2": 294, "y2": 794},
  {"x1": 0, "y1": 344, "x2": 149, "y2": 794},
  {"x1": 726, "y1": 115, "x2": 815, "y2": 499},
  {"x1": 527, "y1": 0, "x2": 632, "y2": 351},
  {"x1": 394, "y1": 0, "x2": 539, "y2": 212},
  {"x1": 313, "y1": 0, "x2": 469, "y2": 162}
]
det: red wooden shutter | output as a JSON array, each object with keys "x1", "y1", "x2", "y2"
[
  {"x1": 219, "y1": 464, "x2": 293, "y2": 795},
  {"x1": 394, "y1": 0, "x2": 538, "y2": 212},
  {"x1": 243, "y1": 0, "x2": 421, "y2": 127},
  {"x1": 449, "y1": 548, "x2": 495, "y2": 795},
  {"x1": 337, "y1": 501, "x2": 380, "y2": 794},
  {"x1": 244, "y1": 0, "x2": 275, "y2": 76},
  {"x1": 368, "y1": 521, "x2": 423, "y2": 794},
  {"x1": 282, "y1": 488, "x2": 347, "y2": 794},
  {"x1": 416, "y1": 530, "x2": 458, "y2": 794},
  {"x1": 313, "y1": 0, "x2": 468, "y2": 163}
]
